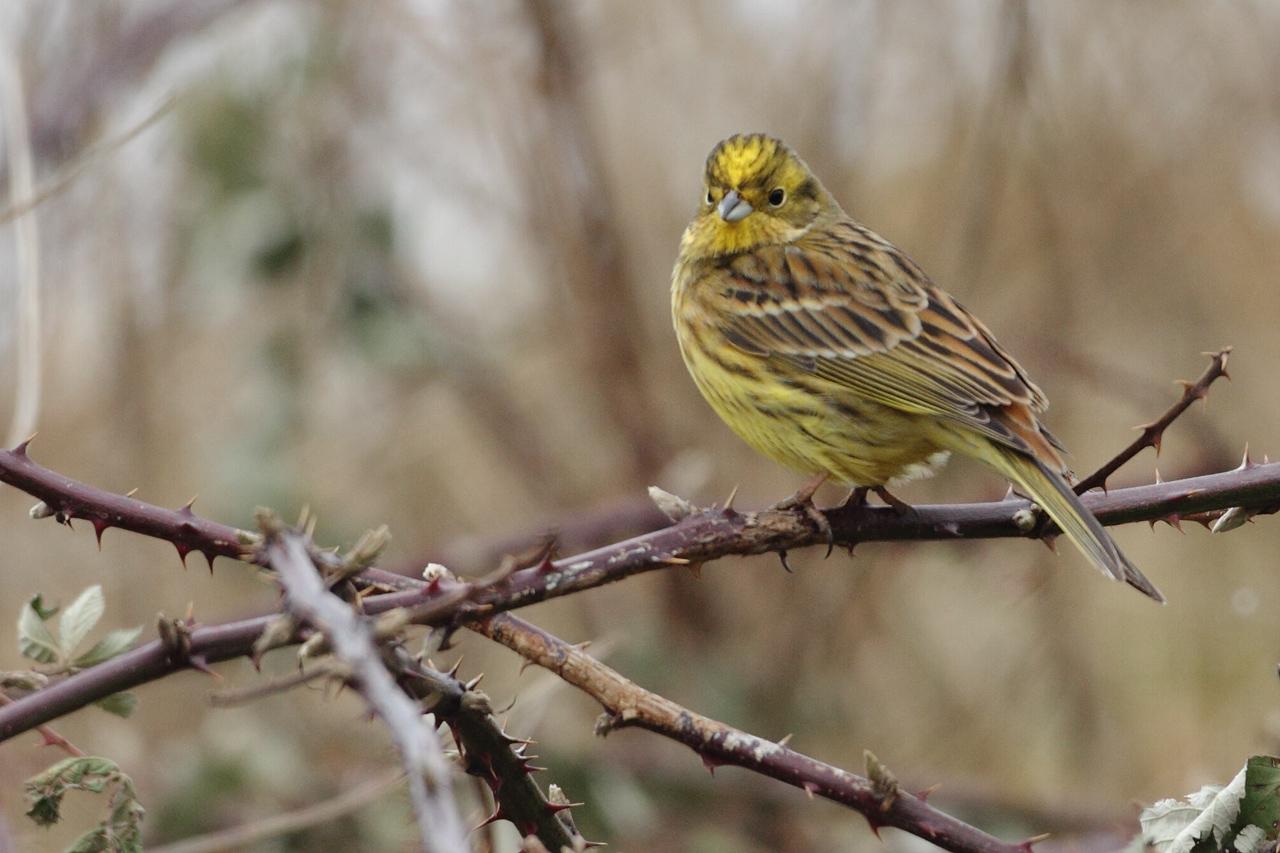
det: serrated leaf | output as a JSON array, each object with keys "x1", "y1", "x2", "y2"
[
  {"x1": 66, "y1": 827, "x2": 111, "y2": 853},
  {"x1": 1234, "y1": 825, "x2": 1266, "y2": 852},
  {"x1": 1239, "y1": 756, "x2": 1280, "y2": 839},
  {"x1": 1140, "y1": 767, "x2": 1247, "y2": 853},
  {"x1": 74, "y1": 626, "x2": 143, "y2": 668},
  {"x1": 58, "y1": 585, "x2": 104, "y2": 658},
  {"x1": 23, "y1": 755, "x2": 143, "y2": 850},
  {"x1": 18, "y1": 598, "x2": 61, "y2": 664},
  {"x1": 94, "y1": 692, "x2": 137, "y2": 718}
]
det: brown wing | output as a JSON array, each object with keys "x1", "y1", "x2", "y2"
[{"x1": 712, "y1": 220, "x2": 1065, "y2": 464}]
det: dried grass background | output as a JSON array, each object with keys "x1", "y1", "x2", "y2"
[{"x1": 1, "y1": 1, "x2": 1279, "y2": 850}]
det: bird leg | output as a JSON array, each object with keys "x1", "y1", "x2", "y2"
[
  {"x1": 772, "y1": 472, "x2": 834, "y2": 557},
  {"x1": 873, "y1": 486, "x2": 915, "y2": 517},
  {"x1": 840, "y1": 486, "x2": 870, "y2": 509}
]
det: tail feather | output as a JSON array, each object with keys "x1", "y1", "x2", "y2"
[{"x1": 982, "y1": 442, "x2": 1165, "y2": 603}]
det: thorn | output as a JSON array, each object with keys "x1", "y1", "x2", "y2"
[
  {"x1": 1153, "y1": 467, "x2": 1164, "y2": 484},
  {"x1": 1239, "y1": 444, "x2": 1254, "y2": 470},
  {"x1": 700, "y1": 754, "x2": 724, "y2": 775},
  {"x1": 1017, "y1": 833, "x2": 1052, "y2": 852},
  {"x1": 179, "y1": 496, "x2": 197, "y2": 516},
  {"x1": 722, "y1": 483, "x2": 740, "y2": 511},
  {"x1": 1151, "y1": 430, "x2": 1163, "y2": 455},
  {"x1": 1164, "y1": 514, "x2": 1184, "y2": 533},
  {"x1": 777, "y1": 550, "x2": 794, "y2": 573},
  {"x1": 125, "y1": 487, "x2": 139, "y2": 498},
  {"x1": 202, "y1": 550, "x2": 217, "y2": 573},
  {"x1": 572, "y1": 640, "x2": 592, "y2": 652},
  {"x1": 777, "y1": 733, "x2": 793, "y2": 747},
  {"x1": 917, "y1": 783, "x2": 940, "y2": 802},
  {"x1": 521, "y1": 763, "x2": 547, "y2": 773},
  {"x1": 91, "y1": 518, "x2": 109, "y2": 549},
  {"x1": 446, "y1": 657, "x2": 464, "y2": 678},
  {"x1": 662, "y1": 555, "x2": 691, "y2": 565},
  {"x1": 545, "y1": 801, "x2": 583, "y2": 814},
  {"x1": 802, "y1": 781, "x2": 818, "y2": 799},
  {"x1": 12, "y1": 432, "x2": 35, "y2": 456},
  {"x1": 174, "y1": 542, "x2": 191, "y2": 567},
  {"x1": 464, "y1": 673, "x2": 484, "y2": 691},
  {"x1": 187, "y1": 656, "x2": 221, "y2": 680},
  {"x1": 1039, "y1": 535, "x2": 1058, "y2": 553}
]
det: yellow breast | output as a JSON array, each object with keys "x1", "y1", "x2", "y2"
[{"x1": 671, "y1": 259, "x2": 948, "y2": 486}]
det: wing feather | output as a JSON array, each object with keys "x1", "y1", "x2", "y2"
[{"x1": 714, "y1": 225, "x2": 1054, "y2": 454}]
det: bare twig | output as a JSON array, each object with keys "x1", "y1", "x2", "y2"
[
  {"x1": 478, "y1": 613, "x2": 1025, "y2": 853},
  {"x1": 1075, "y1": 348, "x2": 1232, "y2": 494},
  {"x1": 148, "y1": 769, "x2": 405, "y2": 853},
  {"x1": 262, "y1": 521, "x2": 469, "y2": 853}
]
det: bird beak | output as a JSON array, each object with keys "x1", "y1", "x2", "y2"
[{"x1": 717, "y1": 189, "x2": 753, "y2": 223}]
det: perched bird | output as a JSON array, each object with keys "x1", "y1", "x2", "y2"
[{"x1": 671, "y1": 133, "x2": 1162, "y2": 602}]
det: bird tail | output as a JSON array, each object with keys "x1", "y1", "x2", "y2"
[{"x1": 973, "y1": 439, "x2": 1165, "y2": 603}]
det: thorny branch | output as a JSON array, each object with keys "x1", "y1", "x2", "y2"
[
  {"x1": 0, "y1": 348, "x2": 1266, "y2": 852},
  {"x1": 1074, "y1": 348, "x2": 1232, "y2": 494},
  {"x1": 0, "y1": 354, "x2": 1270, "y2": 631},
  {"x1": 261, "y1": 519, "x2": 470, "y2": 853},
  {"x1": 477, "y1": 613, "x2": 1027, "y2": 853}
]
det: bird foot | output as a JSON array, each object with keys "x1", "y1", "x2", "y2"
[
  {"x1": 772, "y1": 473, "x2": 834, "y2": 557},
  {"x1": 873, "y1": 486, "x2": 916, "y2": 517}
]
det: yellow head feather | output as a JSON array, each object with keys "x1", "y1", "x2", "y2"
[{"x1": 680, "y1": 134, "x2": 838, "y2": 259}]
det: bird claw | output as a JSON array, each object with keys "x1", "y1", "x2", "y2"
[{"x1": 773, "y1": 474, "x2": 834, "y2": 557}]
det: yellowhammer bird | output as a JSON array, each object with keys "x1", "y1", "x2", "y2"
[{"x1": 671, "y1": 133, "x2": 1163, "y2": 602}]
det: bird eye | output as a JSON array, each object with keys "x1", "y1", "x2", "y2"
[
  {"x1": 768, "y1": 187, "x2": 786, "y2": 207},
  {"x1": 705, "y1": 189, "x2": 714, "y2": 206}
]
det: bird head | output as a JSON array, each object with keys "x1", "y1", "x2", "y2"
[{"x1": 680, "y1": 134, "x2": 837, "y2": 259}]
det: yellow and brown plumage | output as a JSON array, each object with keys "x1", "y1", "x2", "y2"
[{"x1": 672, "y1": 133, "x2": 1163, "y2": 602}]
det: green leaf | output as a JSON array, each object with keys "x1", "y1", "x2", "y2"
[
  {"x1": 74, "y1": 626, "x2": 143, "y2": 668},
  {"x1": 94, "y1": 692, "x2": 138, "y2": 718},
  {"x1": 23, "y1": 755, "x2": 144, "y2": 849},
  {"x1": 1139, "y1": 766, "x2": 1247, "y2": 852},
  {"x1": 24, "y1": 756, "x2": 120, "y2": 826},
  {"x1": 18, "y1": 597, "x2": 61, "y2": 664},
  {"x1": 29, "y1": 593, "x2": 58, "y2": 621},
  {"x1": 1239, "y1": 756, "x2": 1280, "y2": 839},
  {"x1": 58, "y1": 585, "x2": 104, "y2": 658},
  {"x1": 66, "y1": 827, "x2": 110, "y2": 853}
]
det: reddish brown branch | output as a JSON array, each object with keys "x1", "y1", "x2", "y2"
[
  {"x1": 9, "y1": 452, "x2": 1272, "y2": 850},
  {"x1": 477, "y1": 613, "x2": 1025, "y2": 853},
  {"x1": 4, "y1": 441, "x2": 1280, "y2": 633},
  {"x1": 1074, "y1": 348, "x2": 1232, "y2": 494}
]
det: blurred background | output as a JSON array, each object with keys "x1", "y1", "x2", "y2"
[{"x1": 0, "y1": 1, "x2": 1278, "y2": 850}]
